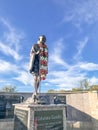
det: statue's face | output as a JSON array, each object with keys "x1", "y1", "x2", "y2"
[
  {"x1": 39, "y1": 36, "x2": 43, "y2": 42},
  {"x1": 38, "y1": 35, "x2": 46, "y2": 43}
]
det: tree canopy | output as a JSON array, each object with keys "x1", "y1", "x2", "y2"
[{"x1": 0, "y1": 85, "x2": 17, "y2": 93}]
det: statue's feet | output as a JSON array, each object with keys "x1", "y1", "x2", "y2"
[
  {"x1": 24, "y1": 94, "x2": 37, "y2": 104},
  {"x1": 32, "y1": 94, "x2": 39, "y2": 103}
]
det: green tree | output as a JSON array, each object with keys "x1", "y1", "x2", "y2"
[
  {"x1": 78, "y1": 79, "x2": 90, "y2": 90},
  {"x1": 79, "y1": 80, "x2": 84, "y2": 90},
  {"x1": 72, "y1": 87, "x2": 83, "y2": 92},
  {"x1": 83, "y1": 79, "x2": 90, "y2": 90},
  {"x1": 47, "y1": 89, "x2": 56, "y2": 93},
  {"x1": 0, "y1": 85, "x2": 17, "y2": 93},
  {"x1": 72, "y1": 79, "x2": 90, "y2": 92},
  {"x1": 89, "y1": 85, "x2": 98, "y2": 91},
  {"x1": 58, "y1": 89, "x2": 66, "y2": 93},
  {"x1": 47, "y1": 89, "x2": 67, "y2": 93}
]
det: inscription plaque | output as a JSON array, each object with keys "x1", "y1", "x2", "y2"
[
  {"x1": 34, "y1": 110, "x2": 63, "y2": 130},
  {"x1": 14, "y1": 109, "x2": 28, "y2": 130},
  {"x1": 58, "y1": 96, "x2": 66, "y2": 104},
  {"x1": 0, "y1": 96, "x2": 6, "y2": 118},
  {"x1": 0, "y1": 95, "x2": 24, "y2": 119}
]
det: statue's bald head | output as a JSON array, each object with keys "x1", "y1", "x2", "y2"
[{"x1": 38, "y1": 35, "x2": 46, "y2": 43}]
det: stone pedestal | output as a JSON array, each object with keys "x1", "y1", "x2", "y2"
[{"x1": 14, "y1": 103, "x2": 67, "y2": 130}]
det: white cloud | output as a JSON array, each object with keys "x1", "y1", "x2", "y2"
[
  {"x1": 0, "y1": 17, "x2": 28, "y2": 88},
  {"x1": 80, "y1": 62, "x2": 98, "y2": 71},
  {"x1": 0, "y1": 79, "x2": 7, "y2": 83},
  {"x1": 14, "y1": 71, "x2": 33, "y2": 86},
  {"x1": 0, "y1": 17, "x2": 24, "y2": 46},
  {"x1": 49, "y1": 38, "x2": 69, "y2": 69},
  {"x1": 12, "y1": 61, "x2": 33, "y2": 86},
  {"x1": 47, "y1": 38, "x2": 86, "y2": 90},
  {"x1": 73, "y1": 37, "x2": 88, "y2": 61},
  {"x1": 0, "y1": 17, "x2": 25, "y2": 60},
  {"x1": 48, "y1": 52, "x2": 98, "y2": 90},
  {"x1": 60, "y1": 0, "x2": 98, "y2": 25},
  {"x1": 0, "y1": 42, "x2": 22, "y2": 60},
  {"x1": 90, "y1": 77, "x2": 98, "y2": 85},
  {"x1": 48, "y1": 70, "x2": 86, "y2": 90},
  {"x1": 0, "y1": 58, "x2": 32, "y2": 86},
  {"x1": 0, "y1": 59, "x2": 19, "y2": 73},
  {"x1": 48, "y1": 37, "x2": 94, "y2": 90}
]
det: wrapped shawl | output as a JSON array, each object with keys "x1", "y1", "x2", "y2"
[{"x1": 29, "y1": 43, "x2": 48, "y2": 80}]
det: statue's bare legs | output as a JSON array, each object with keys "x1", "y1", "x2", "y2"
[{"x1": 32, "y1": 75, "x2": 41, "y2": 102}]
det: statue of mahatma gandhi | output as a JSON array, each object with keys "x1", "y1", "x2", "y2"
[{"x1": 29, "y1": 35, "x2": 48, "y2": 103}]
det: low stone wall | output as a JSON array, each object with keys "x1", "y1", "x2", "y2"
[
  {"x1": 66, "y1": 91, "x2": 98, "y2": 130},
  {"x1": 0, "y1": 119, "x2": 14, "y2": 130},
  {"x1": 67, "y1": 121, "x2": 93, "y2": 130}
]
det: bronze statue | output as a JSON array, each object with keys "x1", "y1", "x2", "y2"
[{"x1": 29, "y1": 35, "x2": 48, "y2": 102}]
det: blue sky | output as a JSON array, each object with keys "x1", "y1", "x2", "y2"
[{"x1": 0, "y1": 0, "x2": 98, "y2": 92}]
